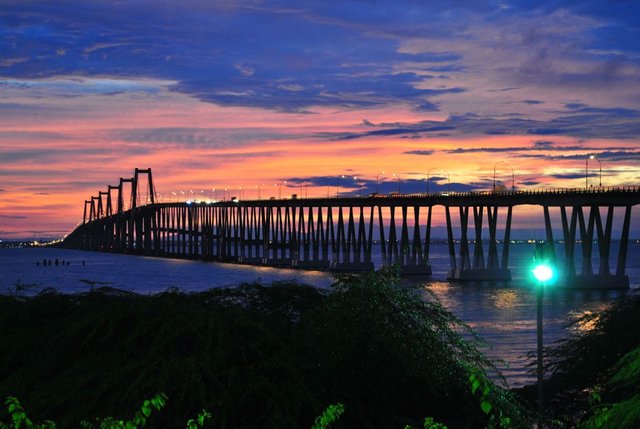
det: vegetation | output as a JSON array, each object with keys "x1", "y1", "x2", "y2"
[
  {"x1": 0, "y1": 268, "x2": 528, "y2": 428},
  {"x1": 536, "y1": 292, "x2": 640, "y2": 428}
]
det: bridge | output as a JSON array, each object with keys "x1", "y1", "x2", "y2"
[{"x1": 58, "y1": 168, "x2": 640, "y2": 288}]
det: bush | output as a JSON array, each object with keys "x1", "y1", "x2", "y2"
[
  {"x1": 0, "y1": 269, "x2": 528, "y2": 428},
  {"x1": 541, "y1": 293, "x2": 640, "y2": 427}
]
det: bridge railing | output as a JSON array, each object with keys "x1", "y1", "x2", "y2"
[
  {"x1": 151, "y1": 185, "x2": 639, "y2": 204},
  {"x1": 394, "y1": 185, "x2": 640, "y2": 200}
]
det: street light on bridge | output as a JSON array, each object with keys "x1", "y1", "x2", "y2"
[
  {"x1": 493, "y1": 161, "x2": 516, "y2": 192},
  {"x1": 275, "y1": 181, "x2": 286, "y2": 199},
  {"x1": 508, "y1": 164, "x2": 515, "y2": 192},
  {"x1": 586, "y1": 154, "x2": 602, "y2": 188},
  {"x1": 493, "y1": 161, "x2": 504, "y2": 193}
]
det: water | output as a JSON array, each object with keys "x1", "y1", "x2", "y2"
[{"x1": 1, "y1": 243, "x2": 638, "y2": 387}]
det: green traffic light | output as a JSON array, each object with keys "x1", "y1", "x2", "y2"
[{"x1": 532, "y1": 263, "x2": 554, "y2": 283}]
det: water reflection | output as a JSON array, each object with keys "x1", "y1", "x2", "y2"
[{"x1": 417, "y1": 279, "x2": 628, "y2": 387}]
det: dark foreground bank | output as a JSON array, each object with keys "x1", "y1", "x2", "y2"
[
  {"x1": 0, "y1": 269, "x2": 529, "y2": 428},
  {"x1": 526, "y1": 290, "x2": 640, "y2": 428}
]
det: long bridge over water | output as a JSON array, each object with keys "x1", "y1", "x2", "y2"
[{"x1": 58, "y1": 168, "x2": 640, "y2": 288}]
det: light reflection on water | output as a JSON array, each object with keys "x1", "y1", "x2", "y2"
[
  {"x1": 420, "y1": 279, "x2": 628, "y2": 387},
  {"x1": 1, "y1": 245, "x2": 637, "y2": 388}
]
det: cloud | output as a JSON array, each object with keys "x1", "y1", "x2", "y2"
[
  {"x1": 534, "y1": 140, "x2": 554, "y2": 148},
  {"x1": 403, "y1": 150, "x2": 434, "y2": 156},
  {"x1": 323, "y1": 106, "x2": 640, "y2": 140},
  {"x1": 1, "y1": 1, "x2": 639, "y2": 115},
  {"x1": 110, "y1": 127, "x2": 298, "y2": 147},
  {"x1": 549, "y1": 172, "x2": 588, "y2": 180},
  {"x1": 414, "y1": 101, "x2": 440, "y2": 112},
  {"x1": 0, "y1": 214, "x2": 28, "y2": 219},
  {"x1": 284, "y1": 175, "x2": 477, "y2": 195},
  {"x1": 0, "y1": 77, "x2": 171, "y2": 98},
  {"x1": 83, "y1": 42, "x2": 126, "y2": 54},
  {"x1": 517, "y1": 150, "x2": 640, "y2": 162}
]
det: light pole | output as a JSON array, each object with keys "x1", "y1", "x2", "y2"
[
  {"x1": 532, "y1": 250, "x2": 555, "y2": 429},
  {"x1": 354, "y1": 176, "x2": 359, "y2": 196},
  {"x1": 256, "y1": 184, "x2": 261, "y2": 200},
  {"x1": 493, "y1": 161, "x2": 504, "y2": 193},
  {"x1": 589, "y1": 154, "x2": 601, "y2": 187},
  {"x1": 585, "y1": 155, "x2": 589, "y2": 189},
  {"x1": 508, "y1": 164, "x2": 515, "y2": 192},
  {"x1": 376, "y1": 171, "x2": 384, "y2": 193}
]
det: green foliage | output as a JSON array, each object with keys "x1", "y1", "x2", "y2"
[
  {"x1": 185, "y1": 409, "x2": 212, "y2": 429},
  {"x1": 607, "y1": 347, "x2": 640, "y2": 395},
  {"x1": 541, "y1": 294, "x2": 640, "y2": 427},
  {"x1": 0, "y1": 397, "x2": 55, "y2": 429},
  {"x1": 579, "y1": 395, "x2": 640, "y2": 429},
  {"x1": 404, "y1": 416, "x2": 449, "y2": 429},
  {"x1": 310, "y1": 403, "x2": 344, "y2": 429},
  {"x1": 299, "y1": 267, "x2": 529, "y2": 428},
  {"x1": 578, "y1": 348, "x2": 640, "y2": 429},
  {"x1": 79, "y1": 393, "x2": 167, "y2": 429},
  {"x1": 421, "y1": 417, "x2": 448, "y2": 429},
  {"x1": 469, "y1": 371, "x2": 515, "y2": 429},
  {"x1": 0, "y1": 271, "x2": 528, "y2": 428},
  {"x1": 2, "y1": 394, "x2": 211, "y2": 429},
  {"x1": 545, "y1": 294, "x2": 640, "y2": 391}
]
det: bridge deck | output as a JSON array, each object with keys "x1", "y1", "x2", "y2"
[{"x1": 156, "y1": 186, "x2": 640, "y2": 208}]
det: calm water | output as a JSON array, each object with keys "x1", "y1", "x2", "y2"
[{"x1": 1, "y1": 244, "x2": 638, "y2": 387}]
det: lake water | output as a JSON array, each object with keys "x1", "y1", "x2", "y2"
[{"x1": 1, "y1": 243, "x2": 638, "y2": 387}]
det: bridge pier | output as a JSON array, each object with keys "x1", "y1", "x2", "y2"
[
  {"x1": 547, "y1": 204, "x2": 633, "y2": 289},
  {"x1": 446, "y1": 205, "x2": 512, "y2": 281},
  {"x1": 379, "y1": 205, "x2": 432, "y2": 275}
]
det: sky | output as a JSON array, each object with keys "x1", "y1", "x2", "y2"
[{"x1": 1, "y1": 0, "x2": 640, "y2": 240}]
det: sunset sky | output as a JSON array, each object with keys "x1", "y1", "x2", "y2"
[{"x1": 1, "y1": 1, "x2": 639, "y2": 239}]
